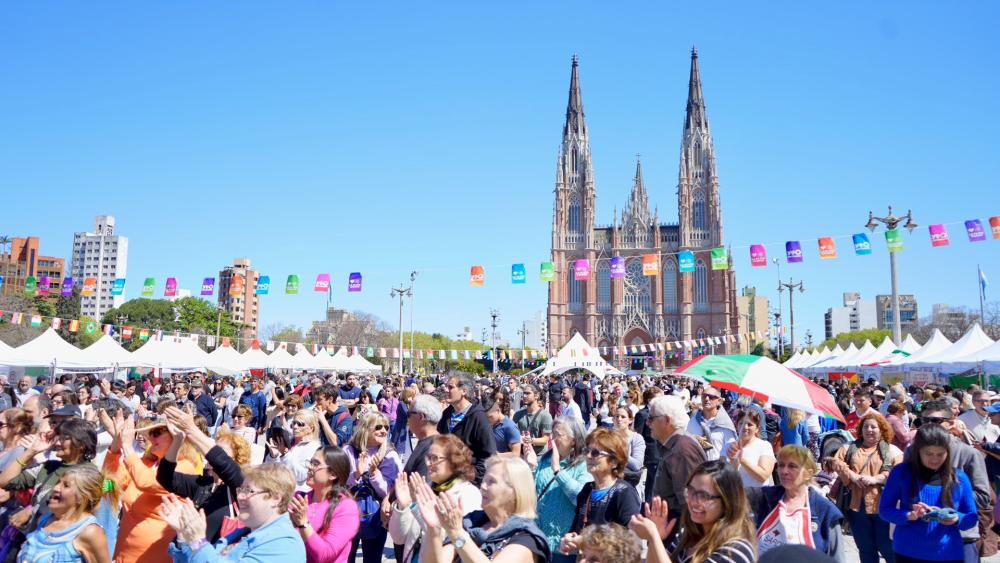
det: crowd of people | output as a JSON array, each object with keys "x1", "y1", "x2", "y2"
[{"x1": 2, "y1": 367, "x2": 1000, "y2": 563}]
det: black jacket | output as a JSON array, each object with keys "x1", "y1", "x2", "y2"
[
  {"x1": 438, "y1": 401, "x2": 496, "y2": 485},
  {"x1": 570, "y1": 479, "x2": 642, "y2": 533},
  {"x1": 634, "y1": 406, "x2": 661, "y2": 466},
  {"x1": 156, "y1": 446, "x2": 244, "y2": 542},
  {"x1": 192, "y1": 392, "x2": 219, "y2": 425}
]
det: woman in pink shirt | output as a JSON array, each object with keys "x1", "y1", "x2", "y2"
[
  {"x1": 886, "y1": 401, "x2": 915, "y2": 451},
  {"x1": 287, "y1": 446, "x2": 360, "y2": 563}
]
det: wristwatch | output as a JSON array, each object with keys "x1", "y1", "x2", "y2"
[{"x1": 451, "y1": 533, "x2": 468, "y2": 550}]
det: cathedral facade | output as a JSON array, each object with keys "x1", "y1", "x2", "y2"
[{"x1": 547, "y1": 50, "x2": 739, "y2": 366}]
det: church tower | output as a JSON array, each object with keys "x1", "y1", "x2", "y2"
[{"x1": 549, "y1": 55, "x2": 597, "y2": 349}]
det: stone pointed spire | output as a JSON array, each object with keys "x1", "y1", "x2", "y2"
[
  {"x1": 563, "y1": 54, "x2": 587, "y2": 139},
  {"x1": 684, "y1": 46, "x2": 709, "y2": 133},
  {"x1": 622, "y1": 154, "x2": 651, "y2": 230}
]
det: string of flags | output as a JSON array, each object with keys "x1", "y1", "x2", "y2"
[
  {"x1": 0, "y1": 306, "x2": 772, "y2": 360},
  {"x1": 0, "y1": 215, "x2": 995, "y2": 296}
]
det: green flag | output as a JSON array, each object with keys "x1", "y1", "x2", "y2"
[
  {"x1": 286, "y1": 275, "x2": 300, "y2": 294},
  {"x1": 885, "y1": 229, "x2": 904, "y2": 253},
  {"x1": 24, "y1": 276, "x2": 37, "y2": 295},
  {"x1": 540, "y1": 262, "x2": 555, "y2": 282},
  {"x1": 142, "y1": 278, "x2": 156, "y2": 297},
  {"x1": 710, "y1": 247, "x2": 728, "y2": 270}
]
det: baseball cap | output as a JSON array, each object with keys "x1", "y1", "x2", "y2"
[{"x1": 47, "y1": 405, "x2": 83, "y2": 418}]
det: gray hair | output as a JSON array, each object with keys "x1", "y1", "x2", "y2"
[
  {"x1": 552, "y1": 415, "x2": 588, "y2": 461},
  {"x1": 446, "y1": 371, "x2": 477, "y2": 400},
  {"x1": 411, "y1": 393, "x2": 443, "y2": 424},
  {"x1": 648, "y1": 394, "x2": 690, "y2": 430}
]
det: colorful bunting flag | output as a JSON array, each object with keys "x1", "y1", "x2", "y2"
[
  {"x1": 785, "y1": 241, "x2": 803, "y2": 263},
  {"x1": 348, "y1": 273, "x2": 362, "y2": 292},
  {"x1": 470, "y1": 265, "x2": 485, "y2": 286},
  {"x1": 642, "y1": 254, "x2": 658, "y2": 276},
  {"x1": 102, "y1": 324, "x2": 113, "y2": 336},
  {"x1": 966, "y1": 219, "x2": 987, "y2": 242},
  {"x1": 574, "y1": 259, "x2": 591, "y2": 280},
  {"x1": 111, "y1": 278, "x2": 126, "y2": 296},
  {"x1": 122, "y1": 326, "x2": 133, "y2": 340},
  {"x1": 750, "y1": 244, "x2": 767, "y2": 267},
  {"x1": 853, "y1": 233, "x2": 872, "y2": 255},
  {"x1": 84, "y1": 321, "x2": 97, "y2": 335},
  {"x1": 256, "y1": 276, "x2": 271, "y2": 294},
  {"x1": 928, "y1": 224, "x2": 950, "y2": 247},
  {"x1": 201, "y1": 277, "x2": 216, "y2": 296},
  {"x1": 61, "y1": 278, "x2": 74, "y2": 297},
  {"x1": 710, "y1": 247, "x2": 727, "y2": 270},
  {"x1": 142, "y1": 278, "x2": 156, "y2": 297},
  {"x1": 11, "y1": 312, "x2": 22, "y2": 325},
  {"x1": 24, "y1": 276, "x2": 37, "y2": 295},
  {"x1": 991, "y1": 217, "x2": 1000, "y2": 240},
  {"x1": 885, "y1": 228, "x2": 903, "y2": 253},
  {"x1": 81, "y1": 277, "x2": 97, "y2": 296},
  {"x1": 285, "y1": 275, "x2": 300, "y2": 294},
  {"x1": 610, "y1": 256, "x2": 625, "y2": 278},
  {"x1": 38, "y1": 276, "x2": 50, "y2": 296},
  {"x1": 818, "y1": 237, "x2": 837, "y2": 259},
  {"x1": 50, "y1": 317, "x2": 62, "y2": 330},
  {"x1": 314, "y1": 273, "x2": 330, "y2": 292},
  {"x1": 68, "y1": 319, "x2": 79, "y2": 332},
  {"x1": 678, "y1": 251, "x2": 695, "y2": 273},
  {"x1": 30, "y1": 315, "x2": 41, "y2": 328},
  {"x1": 511, "y1": 264, "x2": 526, "y2": 284},
  {"x1": 540, "y1": 262, "x2": 555, "y2": 282},
  {"x1": 139, "y1": 328, "x2": 150, "y2": 341},
  {"x1": 165, "y1": 277, "x2": 178, "y2": 297}
]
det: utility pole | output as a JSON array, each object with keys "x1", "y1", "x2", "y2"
[
  {"x1": 772, "y1": 258, "x2": 784, "y2": 357},
  {"x1": 390, "y1": 284, "x2": 412, "y2": 376},
  {"x1": 778, "y1": 278, "x2": 805, "y2": 350},
  {"x1": 517, "y1": 321, "x2": 528, "y2": 370},
  {"x1": 865, "y1": 206, "x2": 918, "y2": 345},
  {"x1": 115, "y1": 314, "x2": 128, "y2": 344},
  {"x1": 215, "y1": 306, "x2": 223, "y2": 349},
  {"x1": 409, "y1": 271, "x2": 419, "y2": 373},
  {"x1": 490, "y1": 308, "x2": 500, "y2": 374},
  {"x1": 805, "y1": 329, "x2": 813, "y2": 348}
]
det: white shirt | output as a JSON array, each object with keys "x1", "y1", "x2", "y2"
[
  {"x1": 561, "y1": 399, "x2": 584, "y2": 424},
  {"x1": 14, "y1": 388, "x2": 39, "y2": 407},
  {"x1": 958, "y1": 410, "x2": 1000, "y2": 444},
  {"x1": 724, "y1": 438, "x2": 775, "y2": 488},
  {"x1": 281, "y1": 440, "x2": 322, "y2": 492}
]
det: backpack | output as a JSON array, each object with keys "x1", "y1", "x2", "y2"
[
  {"x1": 351, "y1": 476, "x2": 384, "y2": 540},
  {"x1": 845, "y1": 439, "x2": 893, "y2": 473}
]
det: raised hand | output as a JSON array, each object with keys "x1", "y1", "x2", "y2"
[
  {"x1": 629, "y1": 513, "x2": 660, "y2": 542},
  {"x1": 412, "y1": 475, "x2": 442, "y2": 531},
  {"x1": 287, "y1": 494, "x2": 310, "y2": 527},
  {"x1": 394, "y1": 473, "x2": 413, "y2": 507},
  {"x1": 435, "y1": 488, "x2": 465, "y2": 537},
  {"x1": 20, "y1": 433, "x2": 54, "y2": 456},
  {"x1": 644, "y1": 497, "x2": 672, "y2": 540},
  {"x1": 559, "y1": 532, "x2": 579, "y2": 555},
  {"x1": 164, "y1": 406, "x2": 198, "y2": 434},
  {"x1": 159, "y1": 496, "x2": 208, "y2": 544}
]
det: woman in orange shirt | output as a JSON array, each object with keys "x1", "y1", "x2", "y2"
[{"x1": 102, "y1": 412, "x2": 199, "y2": 563}]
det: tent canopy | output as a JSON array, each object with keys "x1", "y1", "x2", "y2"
[
  {"x1": 539, "y1": 333, "x2": 626, "y2": 379},
  {"x1": 2, "y1": 328, "x2": 87, "y2": 367},
  {"x1": 892, "y1": 329, "x2": 952, "y2": 365},
  {"x1": 909, "y1": 324, "x2": 994, "y2": 367}
]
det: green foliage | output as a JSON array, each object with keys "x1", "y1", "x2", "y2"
[
  {"x1": 751, "y1": 342, "x2": 768, "y2": 357},
  {"x1": 817, "y1": 328, "x2": 893, "y2": 351},
  {"x1": 32, "y1": 295, "x2": 56, "y2": 318},
  {"x1": 102, "y1": 297, "x2": 239, "y2": 350},
  {"x1": 379, "y1": 331, "x2": 486, "y2": 351},
  {"x1": 271, "y1": 326, "x2": 305, "y2": 343},
  {"x1": 76, "y1": 315, "x2": 101, "y2": 347}
]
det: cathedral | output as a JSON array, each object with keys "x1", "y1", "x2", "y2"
[{"x1": 547, "y1": 49, "x2": 739, "y2": 367}]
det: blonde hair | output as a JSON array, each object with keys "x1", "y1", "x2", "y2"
[
  {"x1": 241, "y1": 463, "x2": 296, "y2": 512},
  {"x1": 785, "y1": 408, "x2": 805, "y2": 429},
  {"x1": 293, "y1": 410, "x2": 321, "y2": 442},
  {"x1": 777, "y1": 445, "x2": 819, "y2": 480},
  {"x1": 62, "y1": 464, "x2": 106, "y2": 517},
  {"x1": 485, "y1": 456, "x2": 537, "y2": 519},
  {"x1": 216, "y1": 431, "x2": 252, "y2": 465},
  {"x1": 350, "y1": 412, "x2": 391, "y2": 459}
]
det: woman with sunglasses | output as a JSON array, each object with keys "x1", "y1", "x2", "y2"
[
  {"x1": 279, "y1": 410, "x2": 323, "y2": 492},
  {"x1": 156, "y1": 406, "x2": 251, "y2": 544},
  {"x1": 287, "y1": 446, "x2": 360, "y2": 563},
  {"x1": 221, "y1": 404, "x2": 257, "y2": 447},
  {"x1": 346, "y1": 412, "x2": 403, "y2": 563},
  {"x1": 559, "y1": 428, "x2": 641, "y2": 559},
  {"x1": 388, "y1": 434, "x2": 481, "y2": 563},
  {"x1": 102, "y1": 411, "x2": 199, "y2": 563},
  {"x1": 630, "y1": 460, "x2": 756, "y2": 563}
]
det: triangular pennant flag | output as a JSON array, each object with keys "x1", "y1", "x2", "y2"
[{"x1": 68, "y1": 319, "x2": 80, "y2": 332}]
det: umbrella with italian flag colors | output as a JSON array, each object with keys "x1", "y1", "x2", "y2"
[{"x1": 672, "y1": 354, "x2": 845, "y2": 423}]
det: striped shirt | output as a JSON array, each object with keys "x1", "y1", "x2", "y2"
[{"x1": 676, "y1": 538, "x2": 756, "y2": 563}]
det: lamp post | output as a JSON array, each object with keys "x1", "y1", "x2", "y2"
[
  {"x1": 517, "y1": 321, "x2": 528, "y2": 370},
  {"x1": 391, "y1": 284, "x2": 412, "y2": 375},
  {"x1": 866, "y1": 206, "x2": 918, "y2": 345},
  {"x1": 490, "y1": 308, "x2": 500, "y2": 374},
  {"x1": 116, "y1": 314, "x2": 128, "y2": 345},
  {"x1": 771, "y1": 258, "x2": 783, "y2": 357},
  {"x1": 409, "y1": 271, "x2": 419, "y2": 373},
  {"x1": 778, "y1": 278, "x2": 805, "y2": 351}
]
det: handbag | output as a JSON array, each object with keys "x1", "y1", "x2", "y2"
[
  {"x1": 352, "y1": 476, "x2": 384, "y2": 540},
  {"x1": 219, "y1": 486, "x2": 243, "y2": 538}
]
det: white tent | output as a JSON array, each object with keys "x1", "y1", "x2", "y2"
[
  {"x1": 206, "y1": 344, "x2": 247, "y2": 375},
  {"x1": 2, "y1": 328, "x2": 87, "y2": 367},
  {"x1": 537, "y1": 333, "x2": 625, "y2": 379},
  {"x1": 783, "y1": 350, "x2": 803, "y2": 367},
  {"x1": 310, "y1": 349, "x2": 346, "y2": 371},
  {"x1": 811, "y1": 342, "x2": 862, "y2": 370},
  {"x1": 948, "y1": 339, "x2": 1000, "y2": 369},
  {"x1": 891, "y1": 329, "x2": 952, "y2": 366},
  {"x1": 900, "y1": 334, "x2": 922, "y2": 355},
  {"x1": 288, "y1": 344, "x2": 321, "y2": 371},
  {"x1": 76, "y1": 335, "x2": 148, "y2": 368},
  {"x1": 344, "y1": 353, "x2": 382, "y2": 373},
  {"x1": 241, "y1": 345, "x2": 271, "y2": 369},
  {"x1": 130, "y1": 337, "x2": 211, "y2": 372},
  {"x1": 909, "y1": 324, "x2": 995, "y2": 368},
  {"x1": 266, "y1": 346, "x2": 296, "y2": 370},
  {"x1": 850, "y1": 337, "x2": 899, "y2": 367}
]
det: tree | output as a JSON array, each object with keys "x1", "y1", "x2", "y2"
[
  {"x1": 265, "y1": 324, "x2": 305, "y2": 344},
  {"x1": 76, "y1": 315, "x2": 101, "y2": 348},
  {"x1": 102, "y1": 297, "x2": 239, "y2": 350},
  {"x1": 817, "y1": 328, "x2": 893, "y2": 351}
]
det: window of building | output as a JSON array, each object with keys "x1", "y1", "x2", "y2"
[
  {"x1": 597, "y1": 262, "x2": 611, "y2": 313},
  {"x1": 569, "y1": 196, "x2": 582, "y2": 232},
  {"x1": 693, "y1": 190, "x2": 707, "y2": 230},
  {"x1": 695, "y1": 259, "x2": 708, "y2": 312},
  {"x1": 569, "y1": 269, "x2": 583, "y2": 314},
  {"x1": 663, "y1": 260, "x2": 678, "y2": 313}
]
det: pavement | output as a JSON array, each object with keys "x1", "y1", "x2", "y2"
[{"x1": 840, "y1": 532, "x2": 1000, "y2": 563}]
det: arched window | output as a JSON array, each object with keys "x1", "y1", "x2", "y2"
[
  {"x1": 662, "y1": 260, "x2": 678, "y2": 313},
  {"x1": 597, "y1": 262, "x2": 611, "y2": 313},
  {"x1": 697, "y1": 328, "x2": 706, "y2": 339},
  {"x1": 569, "y1": 269, "x2": 583, "y2": 313},
  {"x1": 694, "y1": 259, "x2": 708, "y2": 312},
  {"x1": 624, "y1": 259, "x2": 652, "y2": 314},
  {"x1": 569, "y1": 196, "x2": 582, "y2": 232},
  {"x1": 693, "y1": 190, "x2": 707, "y2": 230}
]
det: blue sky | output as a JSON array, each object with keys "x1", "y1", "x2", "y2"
[{"x1": 2, "y1": 1, "x2": 998, "y2": 348}]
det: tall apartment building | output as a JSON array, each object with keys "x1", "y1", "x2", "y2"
[
  {"x1": 736, "y1": 286, "x2": 769, "y2": 353},
  {"x1": 218, "y1": 258, "x2": 260, "y2": 343},
  {"x1": 524, "y1": 310, "x2": 548, "y2": 351},
  {"x1": 71, "y1": 216, "x2": 128, "y2": 320},
  {"x1": 876, "y1": 294, "x2": 918, "y2": 336},
  {"x1": 824, "y1": 291, "x2": 877, "y2": 339},
  {"x1": 0, "y1": 237, "x2": 66, "y2": 299}
]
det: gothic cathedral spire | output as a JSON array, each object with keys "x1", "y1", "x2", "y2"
[
  {"x1": 678, "y1": 47, "x2": 722, "y2": 249},
  {"x1": 553, "y1": 54, "x2": 596, "y2": 251}
]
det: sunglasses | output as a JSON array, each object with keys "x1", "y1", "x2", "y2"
[
  {"x1": 148, "y1": 428, "x2": 167, "y2": 438},
  {"x1": 920, "y1": 416, "x2": 952, "y2": 425},
  {"x1": 583, "y1": 447, "x2": 611, "y2": 459},
  {"x1": 291, "y1": 420, "x2": 309, "y2": 428},
  {"x1": 373, "y1": 425, "x2": 388, "y2": 431}
]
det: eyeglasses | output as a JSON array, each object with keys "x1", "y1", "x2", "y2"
[
  {"x1": 583, "y1": 447, "x2": 611, "y2": 459},
  {"x1": 921, "y1": 416, "x2": 952, "y2": 425},
  {"x1": 236, "y1": 487, "x2": 267, "y2": 497},
  {"x1": 426, "y1": 454, "x2": 445, "y2": 465},
  {"x1": 683, "y1": 486, "x2": 721, "y2": 505},
  {"x1": 234, "y1": 415, "x2": 247, "y2": 420},
  {"x1": 308, "y1": 460, "x2": 328, "y2": 469},
  {"x1": 148, "y1": 428, "x2": 167, "y2": 438},
  {"x1": 703, "y1": 394, "x2": 720, "y2": 401}
]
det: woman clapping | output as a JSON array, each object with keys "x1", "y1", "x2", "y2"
[{"x1": 286, "y1": 446, "x2": 360, "y2": 563}]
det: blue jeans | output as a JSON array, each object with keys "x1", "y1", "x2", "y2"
[
  {"x1": 847, "y1": 509, "x2": 893, "y2": 563},
  {"x1": 351, "y1": 528, "x2": 389, "y2": 563}
]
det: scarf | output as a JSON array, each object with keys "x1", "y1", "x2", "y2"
[{"x1": 432, "y1": 477, "x2": 458, "y2": 494}]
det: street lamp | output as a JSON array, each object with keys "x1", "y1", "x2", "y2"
[
  {"x1": 517, "y1": 321, "x2": 528, "y2": 370},
  {"x1": 390, "y1": 284, "x2": 412, "y2": 376},
  {"x1": 778, "y1": 278, "x2": 805, "y2": 350},
  {"x1": 771, "y1": 258, "x2": 783, "y2": 357},
  {"x1": 866, "y1": 206, "x2": 918, "y2": 345},
  {"x1": 409, "y1": 271, "x2": 419, "y2": 373},
  {"x1": 490, "y1": 308, "x2": 500, "y2": 374}
]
